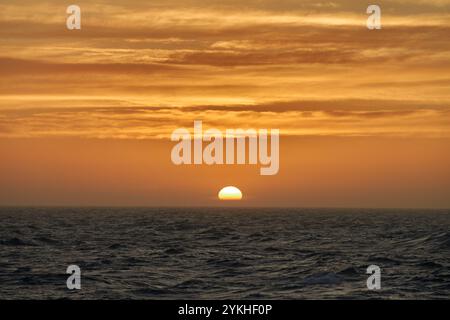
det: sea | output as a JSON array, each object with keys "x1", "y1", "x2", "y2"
[{"x1": 0, "y1": 207, "x2": 449, "y2": 299}]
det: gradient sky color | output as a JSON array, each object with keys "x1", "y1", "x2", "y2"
[{"x1": 0, "y1": 0, "x2": 449, "y2": 207}]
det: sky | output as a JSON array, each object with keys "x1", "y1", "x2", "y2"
[{"x1": 0, "y1": 0, "x2": 449, "y2": 207}]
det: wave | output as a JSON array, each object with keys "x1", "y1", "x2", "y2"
[
  {"x1": 0, "y1": 237, "x2": 37, "y2": 247},
  {"x1": 302, "y1": 272, "x2": 343, "y2": 285}
]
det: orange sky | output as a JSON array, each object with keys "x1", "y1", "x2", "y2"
[{"x1": 0, "y1": 0, "x2": 449, "y2": 207}]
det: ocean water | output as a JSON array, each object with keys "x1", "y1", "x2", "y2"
[{"x1": 0, "y1": 207, "x2": 449, "y2": 300}]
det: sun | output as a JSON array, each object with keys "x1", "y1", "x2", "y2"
[{"x1": 218, "y1": 186, "x2": 243, "y2": 201}]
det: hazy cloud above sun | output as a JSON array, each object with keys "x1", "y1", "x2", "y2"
[{"x1": 0, "y1": 0, "x2": 449, "y2": 139}]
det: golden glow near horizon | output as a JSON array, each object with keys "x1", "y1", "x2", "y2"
[{"x1": 218, "y1": 186, "x2": 243, "y2": 201}]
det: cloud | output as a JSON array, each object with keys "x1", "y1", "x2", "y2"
[
  {"x1": 0, "y1": 57, "x2": 182, "y2": 75},
  {"x1": 1, "y1": 102, "x2": 449, "y2": 139},
  {"x1": 0, "y1": 1, "x2": 449, "y2": 140}
]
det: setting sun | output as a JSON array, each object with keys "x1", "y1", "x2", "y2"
[{"x1": 218, "y1": 186, "x2": 243, "y2": 201}]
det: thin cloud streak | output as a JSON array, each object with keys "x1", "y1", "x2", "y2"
[{"x1": 1, "y1": 105, "x2": 449, "y2": 139}]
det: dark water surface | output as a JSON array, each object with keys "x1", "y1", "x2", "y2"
[{"x1": 0, "y1": 207, "x2": 449, "y2": 299}]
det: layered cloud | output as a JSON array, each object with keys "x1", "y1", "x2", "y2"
[
  {"x1": 1, "y1": 102, "x2": 449, "y2": 139},
  {"x1": 0, "y1": 0, "x2": 449, "y2": 138}
]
